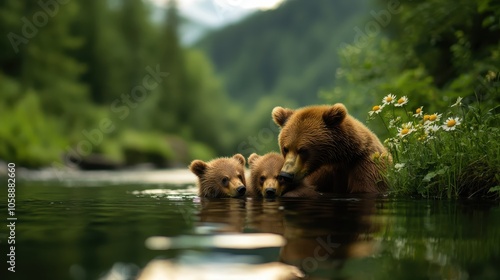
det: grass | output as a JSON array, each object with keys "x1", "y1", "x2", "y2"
[{"x1": 368, "y1": 94, "x2": 500, "y2": 199}]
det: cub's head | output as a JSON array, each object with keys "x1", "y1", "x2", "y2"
[
  {"x1": 272, "y1": 103, "x2": 349, "y2": 183},
  {"x1": 248, "y1": 152, "x2": 286, "y2": 198},
  {"x1": 189, "y1": 154, "x2": 247, "y2": 198}
]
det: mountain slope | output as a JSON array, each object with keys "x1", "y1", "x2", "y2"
[{"x1": 197, "y1": 0, "x2": 373, "y2": 107}]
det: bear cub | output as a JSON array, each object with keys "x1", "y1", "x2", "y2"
[
  {"x1": 247, "y1": 152, "x2": 285, "y2": 198},
  {"x1": 189, "y1": 154, "x2": 247, "y2": 198},
  {"x1": 248, "y1": 152, "x2": 318, "y2": 198}
]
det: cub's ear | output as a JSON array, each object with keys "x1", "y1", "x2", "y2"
[
  {"x1": 248, "y1": 153, "x2": 260, "y2": 167},
  {"x1": 272, "y1": 106, "x2": 294, "y2": 127},
  {"x1": 323, "y1": 103, "x2": 347, "y2": 127},
  {"x1": 232, "y1": 154, "x2": 246, "y2": 166},
  {"x1": 189, "y1": 160, "x2": 208, "y2": 177}
]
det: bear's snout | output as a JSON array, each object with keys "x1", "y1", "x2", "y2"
[
  {"x1": 264, "y1": 188, "x2": 276, "y2": 198},
  {"x1": 236, "y1": 185, "x2": 246, "y2": 196}
]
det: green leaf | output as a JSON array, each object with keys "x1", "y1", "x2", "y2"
[{"x1": 423, "y1": 171, "x2": 437, "y2": 182}]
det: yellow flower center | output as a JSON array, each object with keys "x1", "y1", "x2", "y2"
[
  {"x1": 416, "y1": 108, "x2": 422, "y2": 114},
  {"x1": 385, "y1": 96, "x2": 393, "y2": 102},
  {"x1": 397, "y1": 98, "x2": 405, "y2": 104},
  {"x1": 423, "y1": 115, "x2": 430, "y2": 121},
  {"x1": 447, "y1": 119, "x2": 456, "y2": 127},
  {"x1": 372, "y1": 105, "x2": 380, "y2": 111},
  {"x1": 429, "y1": 114, "x2": 437, "y2": 121},
  {"x1": 401, "y1": 128, "x2": 410, "y2": 135}
]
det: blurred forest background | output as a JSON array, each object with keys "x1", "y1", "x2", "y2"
[{"x1": 0, "y1": 0, "x2": 498, "y2": 169}]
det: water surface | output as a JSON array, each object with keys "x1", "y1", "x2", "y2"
[{"x1": 1, "y1": 170, "x2": 499, "y2": 280}]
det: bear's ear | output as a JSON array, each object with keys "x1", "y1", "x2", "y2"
[
  {"x1": 323, "y1": 103, "x2": 347, "y2": 126},
  {"x1": 248, "y1": 153, "x2": 260, "y2": 167},
  {"x1": 189, "y1": 160, "x2": 208, "y2": 177},
  {"x1": 272, "y1": 106, "x2": 294, "y2": 127},
  {"x1": 232, "y1": 154, "x2": 246, "y2": 166}
]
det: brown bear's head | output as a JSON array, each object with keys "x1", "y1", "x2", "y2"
[
  {"x1": 189, "y1": 154, "x2": 247, "y2": 198},
  {"x1": 248, "y1": 152, "x2": 286, "y2": 198},
  {"x1": 272, "y1": 103, "x2": 351, "y2": 183}
]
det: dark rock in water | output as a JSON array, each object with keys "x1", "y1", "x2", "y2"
[
  {"x1": 122, "y1": 147, "x2": 172, "y2": 168},
  {"x1": 67, "y1": 153, "x2": 122, "y2": 170}
]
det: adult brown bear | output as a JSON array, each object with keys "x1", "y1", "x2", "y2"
[{"x1": 272, "y1": 103, "x2": 387, "y2": 193}]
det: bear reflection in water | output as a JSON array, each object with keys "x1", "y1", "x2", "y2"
[
  {"x1": 136, "y1": 196, "x2": 379, "y2": 280},
  {"x1": 197, "y1": 198, "x2": 248, "y2": 233},
  {"x1": 195, "y1": 195, "x2": 380, "y2": 276}
]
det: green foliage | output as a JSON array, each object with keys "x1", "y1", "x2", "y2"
[
  {"x1": 0, "y1": 88, "x2": 67, "y2": 167},
  {"x1": 369, "y1": 94, "x2": 500, "y2": 199},
  {"x1": 324, "y1": 0, "x2": 500, "y2": 123},
  {"x1": 1, "y1": 0, "x2": 97, "y2": 167},
  {"x1": 187, "y1": 141, "x2": 217, "y2": 163}
]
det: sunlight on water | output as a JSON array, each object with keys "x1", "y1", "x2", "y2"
[
  {"x1": 130, "y1": 187, "x2": 198, "y2": 200},
  {"x1": 145, "y1": 233, "x2": 286, "y2": 250}
]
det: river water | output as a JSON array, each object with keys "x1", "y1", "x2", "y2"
[{"x1": 1, "y1": 169, "x2": 499, "y2": 280}]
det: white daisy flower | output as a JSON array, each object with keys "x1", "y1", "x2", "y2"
[
  {"x1": 426, "y1": 113, "x2": 442, "y2": 123},
  {"x1": 413, "y1": 106, "x2": 423, "y2": 117},
  {"x1": 398, "y1": 122, "x2": 416, "y2": 138},
  {"x1": 395, "y1": 96, "x2": 408, "y2": 107},
  {"x1": 442, "y1": 117, "x2": 461, "y2": 131},
  {"x1": 382, "y1": 94, "x2": 396, "y2": 105},
  {"x1": 369, "y1": 104, "x2": 384, "y2": 116}
]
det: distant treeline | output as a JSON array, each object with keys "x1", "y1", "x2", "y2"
[{"x1": 0, "y1": 0, "x2": 249, "y2": 168}]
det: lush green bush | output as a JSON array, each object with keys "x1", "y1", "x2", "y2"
[
  {"x1": 369, "y1": 94, "x2": 500, "y2": 199},
  {"x1": 0, "y1": 90, "x2": 67, "y2": 167}
]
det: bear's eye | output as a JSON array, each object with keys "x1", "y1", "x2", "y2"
[
  {"x1": 298, "y1": 148, "x2": 308, "y2": 156},
  {"x1": 221, "y1": 176, "x2": 229, "y2": 186},
  {"x1": 259, "y1": 176, "x2": 266, "y2": 184},
  {"x1": 277, "y1": 176, "x2": 285, "y2": 184},
  {"x1": 282, "y1": 147, "x2": 289, "y2": 155}
]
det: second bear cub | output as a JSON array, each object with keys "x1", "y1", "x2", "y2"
[
  {"x1": 248, "y1": 152, "x2": 285, "y2": 198},
  {"x1": 248, "y1": 152, "x2": 318, "y2": 198},
  {"x1": 189, "y1": 154, "x2": 247, "y2": 198}
]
